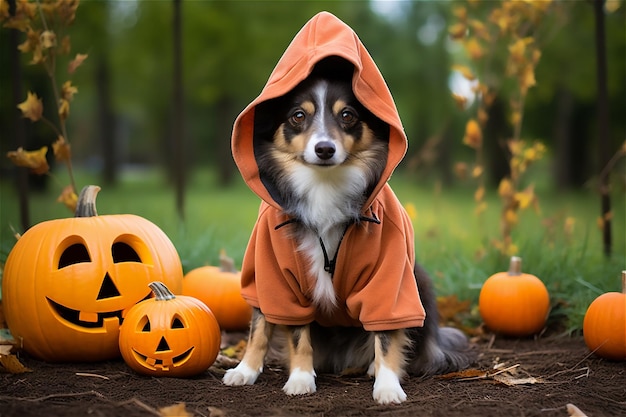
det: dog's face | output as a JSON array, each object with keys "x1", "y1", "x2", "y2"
[{"x1": 270, "y1": 78, "x2": 388, "y2": 169}]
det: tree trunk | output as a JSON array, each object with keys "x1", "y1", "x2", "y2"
[
  {"x1": 9, "y1": 0, "x2": 30, "y2": 230},
  {"x1": 484, "y1": 97, "x2": 512, "y2": 187},
  {"x1": 96, "y1": 57, "x2": 117, "y2": 185},
  {"x1": 172, "y1": 0, "x2": 185, "y2": 219},
  {"x1": 593, "y1": 0, "x2": 611, "y2": 257},
  {"x1": 216, "y1": 95, "x2": 237, "y2": 186}
]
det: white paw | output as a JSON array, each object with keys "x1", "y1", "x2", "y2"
[
  {"x1": 372, "y1": 364, "x2": 407, "y2": 404},
  {"x1": 223, "y1": 362, "x2": 261, "y2": 386},
  {"x1": 283, "y1": 368, "x2": 316, "y2": 395}
]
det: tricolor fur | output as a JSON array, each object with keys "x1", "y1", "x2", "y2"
[{"x1": 224, "y1": 71, "x2": 473, "y2": 404}]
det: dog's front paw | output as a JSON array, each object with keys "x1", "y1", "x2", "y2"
[
  {"x1": 283, "y1": 368, "x2": 316, "y2": 395},
  {"x1": 372, "y1": 366, "x2": 407, "y2": 404},
  {"x1": 373, "y1": 383, "x2": 407, "y2": 405},
  {"x1": 223, "y1": 362, "x2": 261, "y2": 386}
]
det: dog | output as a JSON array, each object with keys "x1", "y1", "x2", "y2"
[{"x1": 223, "y1": 58, "x2": 473, "y2": 405}]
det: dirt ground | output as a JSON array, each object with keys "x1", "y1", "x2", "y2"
[{"x1": 1, "y1": 332, "x2": 625, "y2": 417}]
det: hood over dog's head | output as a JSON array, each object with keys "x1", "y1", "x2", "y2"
[{"x1": 231, "y1": 11, "x2": 408, "y2": 212}]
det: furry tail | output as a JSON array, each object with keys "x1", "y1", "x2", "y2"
[{"x1": 406, "y1": 263, "x2": 475, "y2": 376}]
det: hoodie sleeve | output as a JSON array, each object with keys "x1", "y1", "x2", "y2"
[{"x1": 240, "y1": 203, "x2": 317, "y2": 326}]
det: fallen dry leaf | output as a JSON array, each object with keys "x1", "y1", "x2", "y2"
[
  {"x1": 437, "y1": 368, "x2": 487, "y2": 380},
  {"x1": 492, "y1": 374, "x2": 540, "y2": 386},
  {"x1": 208, "y1": 406, "x2": 226, "y2": 417},
  {"x1": 0, "y1": 345, "x2": 32, "y2": 374},
  {"x1": 567, "y1": 403, "x2": 588, "y2": 417},
  {"x1": 158, "y1": 402, "x2": 191, "y2": 417},
  {"x1": 437, "y1": 294, "x2": 471, "y2": 325}
]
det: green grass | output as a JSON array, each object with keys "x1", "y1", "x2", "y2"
[{"x1": 1, "y1": 167, "x2": 624, "y2": 333}]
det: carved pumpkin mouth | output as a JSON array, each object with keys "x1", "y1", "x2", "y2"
[
  {"x1": 131, "y1": 347, "x2": 194, "y2": 370},
  {"x1": 46, "y1": 293, "x2": 151, "y2": 329}
]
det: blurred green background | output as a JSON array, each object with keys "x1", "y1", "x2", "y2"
[{"x1": 1, "y1": 0, "x2": 625, "y2": 331}]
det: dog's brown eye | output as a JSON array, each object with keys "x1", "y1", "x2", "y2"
[
  {"x1": 290, "y1": 110, "x2": 306, "y2": 126},
  {"x1": 341, "y1": 110, "x2": 356, "y2": 125}
]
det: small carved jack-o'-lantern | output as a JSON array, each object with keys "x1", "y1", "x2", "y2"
[
  {"x1": 119, "y1": 281, "x2": 221, "y2": 377},
  {"x1": 2, "y1": 186, "x2": 183, "y2": 362}
]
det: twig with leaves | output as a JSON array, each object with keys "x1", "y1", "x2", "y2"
[
  {"x1": 1, "y1": 0, "x2": 88, "y2": 212},
  {"x1": 450, "y1": 0, "x2": 554, "y2": 256}
]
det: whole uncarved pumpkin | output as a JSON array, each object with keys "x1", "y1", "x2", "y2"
[
  {"x1": 182, "y1": 251, "x2": 252, "y2": 331},
  {"x1": 479, "y1": 256, "x2": 550, "y2": 337},
  {"x1": 583, "y1": 271, "x2": 626, "y2": 361},
  {"x1": 2, "y1": 185, "x2": 183, "y2": 362}
]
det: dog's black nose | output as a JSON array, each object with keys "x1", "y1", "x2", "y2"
[{"x1": 315, "y1": 141, "x2": 336, "y2": 160}]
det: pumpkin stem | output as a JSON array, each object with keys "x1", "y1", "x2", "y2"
[
  {"x1": 508, "y1": 256, "x2": 522, "y2": 276},
  {"x1": 621, "y1": 271, "x2": 626, "y2": 294},
  {"x1": 149, "y1": 281, "x2": 176, "y2": 301},
  {"x1": 219, "y1": 249, "x2": 237, "y2": 273},
  {"x1": 75, "y1": 185, "x2": 101, "y2": 218}
]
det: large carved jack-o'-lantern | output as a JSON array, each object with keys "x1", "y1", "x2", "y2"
[
  {"x1": 2, "y1": 186, "x2": 183, "y2": 362},
  {"x1": 119, "y1": 281, "x2": 221, "y2": 377}
]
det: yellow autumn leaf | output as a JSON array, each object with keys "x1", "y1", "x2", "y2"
[
  {"x1": 17, "y1": 27, "x2": 40, "y2": 54},
  {"x1": 474, "y1": 186, "x2": 485, "y2": 203},
  {"x1": 468, "y1": 19, "x2": 490, "y2": 42},
  {"x1": 463, "y1": 119, "x2": 482, "y2": 149},
  {"x1": 0, "y1": 346, "x2": 32, "y2": 374},
  {"x1": 7, "y1": 146, "x2": 49, "y2": 175},
  {"x1": 477, "y1": 107, "x2": 489, "y2": 125},
  {"x1": 452, "y1": 64, "x2": 476, "y2": 81},
  {"x1": 474, "y1": 201, "x2": 488, "y2": 216},
  {"x1": 449, "y1": 22, "x2": 467, "y2": 40},
  {"x1": 452, "y1": 93, "x2": 468, "y2": 110},
  {"x1": 68, "y1": 53, "x2": 88, "y2": 74},
  {"x1": 472, "y1": 165, "x2": 483, "y2": 178},
  {"x1": 514, "y1": 189, "x2": 534, "y2": 210},
  {"x1": 505, "y1": 242, "x2": 519, "y2": 257},
  {"x1": 40, "y1": 30, "x2": 56, "y2": 49},
  {"x1": 158, "y1": 403, "x2": 192, "y2": 417},
  {"x1": 57, "y1": 185, "x2": 78, "y2": 213},
  {"x1": 404, "y1": 202, "x2": 417, "y2": 221},
  {"x1": 53, "y1": 136, "x2": 72, "y2": 162},
  {"x1": 564, "y1": 216, "x2": 576, "y2": 235},
  {"x1": 498, "y1": 178, "x2": 514, "y2": 198},
  {"x1": 58, "y1": 98, "x2": 70, "y2": 121},
  {"x1": 508, "y1": 37, "x2": 534, "y2": 63},
  {"x1": 59, "y1": 35, "x2": 71, "y2": 55},
  {"x1": 508, "y1": 140, "x2": 523, "y2": 156},
  {"x1": 61, "y1": 80, "x2": 78, "y2": 101},
  {"x1": 452, "y1": 6, "x2": 467, "y2": 21},
  {"x1": 465, "y1": 37, "x2": 484, "y2": 60},
  {"x1": 519, "y1": 64, "x2": 536, "y2": 93},
  {"x1": 504, "y1": 209, "x2": 518, "y2": 225},
  {"x1": 17, "y1": 91, "x2": 43, "y2": 122}
]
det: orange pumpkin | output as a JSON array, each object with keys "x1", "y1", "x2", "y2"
[
  {"x1": 479, "y1": 256, "x2": 550, "y2": 337},
  {"x1": 583, "y1": 271, "x2": 626, "y2": 361},
  {"x1": 2, "y1": 185, "x2": 183, "y2": 362},
  {"x1": 182, "y1": 251, "x2": 252, "y2": 331},
  {"x1": 119, "y1": 281, "x2": 221, "y2": 377}
]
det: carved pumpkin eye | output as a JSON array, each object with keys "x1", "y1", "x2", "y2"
[
  {"x1": 172, "y1": 315, "x2": 185, "y2": 329},
  {"x1": 139, "y1": 316, "x2": 151, "y2": 332},
  {"x1": 58, "y1": 242, "x2": 91, "y2": 268},
  {"x1": 112, "y1": 242, "x2": 142, "y2": 263}
]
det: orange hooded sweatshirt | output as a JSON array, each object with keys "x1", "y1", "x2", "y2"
[{"x1": 231, "y1": 12, "x2": 425, "y2": 331}]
